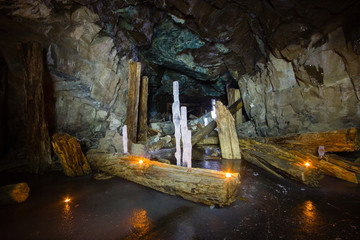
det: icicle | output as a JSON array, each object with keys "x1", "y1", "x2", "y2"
[
  {"x1": 211, "y1": 99, "x2": 216, "y2": 119},
  {"x1": 172, "y1": 81, "x2": 182, "y2": 166},
  {"x1": 122, "y1": 125, "x2": 128, "y2": 154},
  {"x1": 181, "y1": 106, "x2": 192, "y2": 172}
]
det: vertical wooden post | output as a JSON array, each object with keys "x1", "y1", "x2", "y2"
[
  {"x1": 137, "y1": 76, "x2": 148, "y2": 142},
  {"x1": 126, "y1": 60, "x2": 141, "y2": 143},
  {"x1": 215, "y1": 101, "x2": 241, "y2": 160},
  {"x1": 21, "y1": 42, "x2": 52, "y2": 173},
  {"x1": 227, "y1": 88, "x2": 242, "y2": 126}
]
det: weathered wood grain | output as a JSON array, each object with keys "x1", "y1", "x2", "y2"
[{"x1": 87, "y1": 153, "x2": 240, "y2": 207}]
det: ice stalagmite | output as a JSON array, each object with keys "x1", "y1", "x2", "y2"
[
  {"x1": 181, "y1": 106, "x2": 192, "y2": 172},
  {"x1": 172, "y1": 81, "x2": 182, "y2": 166},
  {"x1": 122, "y1": 125, "x2": 128, "y2": 154}
]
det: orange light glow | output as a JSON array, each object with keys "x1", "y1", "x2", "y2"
[
  {"x1": 225, "y1": 173, "x2": 231, "y2": 178},
  {"x1": 139, "y1": 160, "x2": 143, "y2": 164},
  {"x1": 64, "y1": 198, "x2": 71, "y2": 203},
  {"x1": 304, "y1": 162, "x2": 310, "y2": 167}
]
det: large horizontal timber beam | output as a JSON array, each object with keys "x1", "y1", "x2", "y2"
[
  {"x1": 87, "y1": 153, "x2": 240, "y2": 207},
  {"x1": 239, "y1": 138, "x2": 322, "y2": 187},
  {"x1": 239, "y1": 137, "x2": 360, "y2": 185},
  {"x1": 264, "y1": 128, "x2": 360, "y2": 153}
]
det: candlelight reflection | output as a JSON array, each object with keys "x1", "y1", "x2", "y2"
[
  {"x1": 125, "y1": 208, "x2": 152, "y2": 240},
  {"x1": 62, "y1": 199, "x2": 74, "y2": 236},
  {"x1": 298, "y1": 200, "x2": 321, "y2": 235}
]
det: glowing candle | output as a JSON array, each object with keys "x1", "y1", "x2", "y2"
[
  {"x1": 304, "y1": 162, "x2": 310, "y2": 167},
  {"x1": 139, "y1": 159, "x2": 143, "y2": 164},
  {"x1": 64, "y1": 198, "x2": 71, "y2": 203},
  {"x1": 225, "y1": 173, "x2": 231, "y2": 178}
]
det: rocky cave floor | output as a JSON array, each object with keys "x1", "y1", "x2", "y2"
[{"x1": 0, "y1": 147, "x2": 360, "y2": 240}]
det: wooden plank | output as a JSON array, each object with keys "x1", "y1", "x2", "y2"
[
  {"x1": 215, "y1": 101, "x2": 241, "y2": 159},
  {"x1": 87, "y1": 153, "x2": 240, "y2": 207},
  {"x1": 264, "y1": 128, "x2": 360, "y2": 153},
  {"x1": 239, "y1": 138, "x2": 323, "y2": 187},
  {"x1": 0, "y1": 182, "x2": 29, "y2": 205},
  {"x1": 137, "y1": 76, "x2": 148, "y2": 142},
  {"x1": 240, "y1": 138, "x2": 360, "y2": 185},
  {"x1": 192, "y1": 98, "x2": 243, "y2": 146},
  {"x1": 126, "y1": 60, "x2": 141, "y2": 143},
  {"x1": 20, "y1": 42, "x2": 52, "y2": 173},
  {"x1": 227, "y1": 88, "x2": 242, "y2": 126},
  {"x1": 52, "y1": 133, "x2": 91, "y2": 176}
]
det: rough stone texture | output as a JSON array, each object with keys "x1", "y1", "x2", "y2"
[
  {"x1": 239, "y1": 28, "x2": 360, "y2": 136},
  {"x1": 1, "y1": 0, "x2": 360, "y2": 157},
  {"x1": 150, "y1": 121, "x2": 175, "y2": 135}
]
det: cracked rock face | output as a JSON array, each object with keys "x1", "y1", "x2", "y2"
[{"x1": 1, "y1": 0, "x2": 360, "y2": 154}]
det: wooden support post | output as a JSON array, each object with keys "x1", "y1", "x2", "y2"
[
  {"x1": 137, "y1": 76, "x2": 148, "y2": 142},
  {"x1": 87, "y1": 153, "x2": 240, "y2": 207},
  {"x1": 227, "y1": 88, "x2": 242, "y2": 126},
  {"x1": 0, "y1": 182, "x2": 30, "y2": 205},
  {"x1": 52, "y1": 133, "x2": 92, "y2": 176},
  {"x1": 192, "y1": 99, "x2": 243, "y2": 146},
  {"x1": 20, "y1": 42, "x2": 52, "y2": 173},
  {"x1": 215, "y1": 101, "x2": 241, "y2": 160},
  {"x1": 126, "y1": 60, "x2": 141, "y2": 143}
]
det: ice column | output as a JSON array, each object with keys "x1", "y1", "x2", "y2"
[
  {"x1": 172, "y1": 81, "x2": 182, "y2": 166},
  {"x1": 181, "y1": 106, "x2": 192, "y2": 172},
  {"x1": 122, "y1": 125, "x2": 129, "y2": 154},
  {"x1": 211, "y1": 99, "x2": 216, "y2": 119}
]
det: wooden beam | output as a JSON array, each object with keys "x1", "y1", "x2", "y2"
[
  {"x1": 192, "y1": 99, "x2": 243, "y2": 146},
  {"x1": 240, "y1": 138, "x2": 360, "y2": 185},
  {"x1": 87, "y1": 153, "x2": 240, "y2": 207},
  {"x1": 264, "y1": 128, "x2": 360, "y2": 153},
  {"x1": 20, "y1": 42, "x2": 52, "y2": 173},
  {"x1": 52, "y1": 133, "x2": 92, "y2": 176},
  {"x1": 0, "y1": 183, "x2": 29, "y2": 205},
  {"x1": 239, "y1": 138, "x2": 323, "y2": 187},
  {"x1": 215, "y1": 101, "x2": 241, "y2": 159},
  {"x1": 227, "y1": 88, "x2": 242, "y2": 126},
  {"x1": 126, "y1": 60, "x2": 141, "y2": 143},
  {"x1": 137, "y1": 76, "x2": 148, "y2": 142}
]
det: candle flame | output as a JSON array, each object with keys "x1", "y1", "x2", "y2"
[
  {"x1": 64, "y1": 198, "x2": 71, "y2": 203},
  {"x1": 225, "y1": 173, "x2": 231, "y2": 178},
  {"x1": 304, "y1": 162, "x2": 310, "y2": 167},
  {"x1": 139, "y1": 160, "x2": 143, "y2": 164}
]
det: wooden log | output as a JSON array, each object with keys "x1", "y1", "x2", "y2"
[
  {"x1": 52, "y1": 133, "x2": 91, "y2": 176},
  {"x1": 239, "y1": 138, "x2": 323, "y2": 187},
  {"x1": 227, "y1": 88, "x2": 242, "y2": 126},
  {"x1": 264, "y1": 128, "x2": 360, "y2": 153},
  {"x1": 137, "y1": 76, "x2": 149, "y2": 142},
  {"x1": 285, "y1": 149, "x2": 360, "y2": 184},
  {"x1": 197, "y1": 136, "x2": 219, "y2": 145},
  {"x1": 215, "y1": 101, "x2": 241, "y2": 160},
  {"x1": 87, "y1": 153, "x2": 240, "y2": 207},
  {"x1": 20, "y1": 42, "x2": 52, "y2": 173},
  {"x1": 126, "y1": 60, "x2": 141, "y2": 143},
  {"x1": 192, "y1": 98, "x2": 243, "y2": 146},
  {"x1": 0, "y1": 182, "x2": 29, "y2": 205}
]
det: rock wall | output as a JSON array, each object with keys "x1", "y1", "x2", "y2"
[
  {"x1": 0, "y1": 3, "x2": 132, "y2": 152},
  {"x1": 239, "y1": 28, "x2": 360, "y2": 136},
  {"x1": 47, "y1": 6, "x2": 130, "y2": 147}
]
